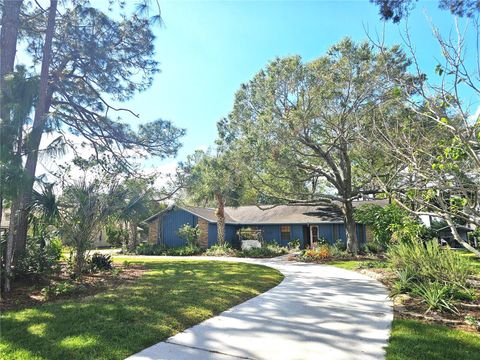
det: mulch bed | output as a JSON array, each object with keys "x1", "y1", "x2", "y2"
[
  {"x1": 359, "y1": 268, "x2": 480, "y2": 333},
  {"x1": 0, "y1": 263, "x2": 146, "y2": 312}
]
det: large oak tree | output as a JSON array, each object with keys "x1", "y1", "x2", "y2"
[{"x1": 219, "y1": 39, "x2": 411, "y2": 253}]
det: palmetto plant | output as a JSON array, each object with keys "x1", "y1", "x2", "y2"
[{"x1": 413, "y1": 282, "x2": 458, "y2": 314}]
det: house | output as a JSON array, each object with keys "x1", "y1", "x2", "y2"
[
  {"x1": 144, "y1": 200, "x2": 387, "y2": 249},
  {"x1": 436, "y1": 224, "x2": 476, "y2": 248}
]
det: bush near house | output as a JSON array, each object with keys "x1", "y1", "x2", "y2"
[
  {"x1": 238, "y1": 242, "x2": 288, "y2": 258},
  {"x1": 133, "y1": 243, "x2": 204, "y2": 256}
]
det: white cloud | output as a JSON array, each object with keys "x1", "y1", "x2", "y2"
[{"x1": 468, "y1": 105, "x2": 480, "y2": 123}]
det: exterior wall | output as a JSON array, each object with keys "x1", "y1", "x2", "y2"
[
  {"x1": 93, "y1": 228, "x2": 110, "y2": 248},
  {"x1": 148, "y1": 218, "x2": 159, "y2": 244},
  {"x1": 147, "y1": 207, "x2": 368, "y2": 249},
  {"x1": 161, "y1": 208, "x2": 198, "y2": 247},
  {"x1": 197, "y1": 218, "x2": 209, "y2": 248}
]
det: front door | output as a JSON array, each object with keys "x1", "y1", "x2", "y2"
[{"x1": 310, "y1": 225, "x2": 319, "y2": 247}]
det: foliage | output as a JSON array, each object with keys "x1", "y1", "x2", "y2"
[
  {"x1": 60, "y1": 178, "x2": 119, "y2": 276},
  {"x1": 133, "y1": 243, "x2": 204, "y2": 256},
  {"x1": 179, "y1": 150, "x2": 247, "y2": 245},
  {"x1": 40, "y1": 282, "x2": 86, "y2": 300},
  {"x1": 287, "y1": 239, "x2": 301, "y2": 250},
  {"x1": 89, "y1": 253, "x2": 113, "y2": 271},
  {"x1": 412, "y1": 282, "x2": 458, "y2": 314},
  {"x1": 218, "y1": 39, "x2": 412, "y2": 253},
  {"x1": 105, "y1": 224, "x2": 128, "y2": 247},
  {"x1": 14, "y1": 237, "x2": 62, "y2": 279},
  {"x1": 355, "y1": 203, "x2": 427, "y2": 247},
  {"x1": 177, "y1": 224, "x2": 201, "y2": 248},
  {"x1": 134, "y1": 243, "x2": 167, "y2": 255},
  {"x1": 371, "y1": 0, "x2": 479, "y2": 23},
  {"x1": 388, "y1": 241, "x2": 475, "y2": 313},
  {"x1": 238, "y1": 243, "x2": 288, "y2": 258},
  {"x1": 388, "y1": 241, "x2": 473, "y2": 289},
  {"x1": 301, "y1": 244, "x2": 331, "y2": 262},
  {"x1": 464, "y1": 315, "x2": 480, "y2": 330},
  {"x1": 204, "y1": 243, "x2": 237, "y2": 256},
  {"x1": 0, "y1": 260, "x2": 283, "y2": 360}
]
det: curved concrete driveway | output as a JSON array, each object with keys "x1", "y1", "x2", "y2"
[{"x1": 127, "y1": 256, "x2": 392, "y2": 360}]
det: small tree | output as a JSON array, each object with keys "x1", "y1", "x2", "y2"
[
  {"x1": 60, "y1": 178, "x2": 118, "y2": 276},
  {"x1": 177, "y1": 224, "x2": 201, "y2": 248},
  {"x1": 180, "y1": 150, "x2": 246, "y2": 245}
]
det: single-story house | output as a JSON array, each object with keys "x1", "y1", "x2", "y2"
[{"x1": 144, "y1": 200, "x2": 387, "y2": 249}]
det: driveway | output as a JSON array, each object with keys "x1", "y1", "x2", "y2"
[{"x1": 126, "y1": 256, "x2": 393, "y2": 360}]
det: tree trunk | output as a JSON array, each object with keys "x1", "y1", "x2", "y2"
[
  {"x1": 128, "y1": 222, "x2": 138, "y2": 251},
  {"x1": 445, "y1": 215, "x2": 480, "y2": 257},
  {"x1": 342, "y1": 201, "x2": 358, "y2": 254},
  {"x1": 0, "y1": 1, "x2": 23, "y2": 282},
  {"x1": 4, "y1": 201, "x2": 19, "y2": 292},
  {"x1": 215, "y1": 192, "x2": 225, "y2": 245},
  {"x1": 13, "y1": 0, "x2": 57, "y2": 257},
  {"x1": 0, "y1": 0, "x2": 22, "y2": 99}
]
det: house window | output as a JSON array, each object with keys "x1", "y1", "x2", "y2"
[{"x1": 280, "y1": 225, "x2": 291, "y2": 241}]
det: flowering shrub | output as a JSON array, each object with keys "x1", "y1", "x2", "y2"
[{"x1": 301, "y1": 244, "x2": 331, "y2": 261}]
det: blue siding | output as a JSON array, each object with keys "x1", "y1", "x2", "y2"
[
  {"x1": 318, "y1": 224, "x2": 334, "y2": 244},
  {"x1": 154, "y1": 207, "x2": 368, "y2": 249},
  {"x1": 161, "y1": 208, "x2": 198, "y2": 247},
  {"x1": 208, "y1": 223, "x2": 217, "y2": 247}
]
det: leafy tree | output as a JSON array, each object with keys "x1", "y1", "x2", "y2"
[
  {"x1": 219, "y1": 39, "x2": 411, "y2": 253},
  {"x1": 177, "y1": 224, "x2": 201, "y2": 248},
  {"x1": 0, "y1": 0, "x2": 184, "y2": 292},
  {"x1": 371, "y1": 0, "x2": 479, "y2": 23},
  {"x1": 115, "y1": 177, "x2": 164, "y2": 251},
  {"x1": 179, "y1": 150, "x2": 246, "y2": 245},
  {"x1": 60, "y1": 177, "x2": 119, "y2": 276},
  {"x1": 355, "y1": 203, "x2": 427, "y2": 247},
  {"x1": 368, "y1": 20, "x2": 480, "y2": 256}
]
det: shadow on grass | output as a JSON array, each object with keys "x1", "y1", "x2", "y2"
[
  {"x1": 386, "y1": 319, "x2": 480, "y2": 360},
  {"x1": 0, "y1": 261, "x2": 283, "y2": 360}
]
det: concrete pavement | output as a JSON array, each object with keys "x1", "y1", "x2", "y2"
[{"x1": 126, "y1": 256, "x2": 393, "y2": 360}]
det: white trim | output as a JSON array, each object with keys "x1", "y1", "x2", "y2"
[{"x1": 310, "y1": 225, "x2": 319, "y2": 247}]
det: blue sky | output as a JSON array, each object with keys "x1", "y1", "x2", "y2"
[{"x1": 111, "y1": 1, "x2": 477, "y2": 172}]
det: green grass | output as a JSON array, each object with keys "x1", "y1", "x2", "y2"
[
  {"x1": 0, "y1": 259, "x2": 283, "y2": 360},
  {"x1": 456, "y1": 249, "x2": 480, "y2": 274},
  {"x1": 325, "y1": 259, "x2": 385, "y2": 270},
  {"x1": 325, "y1": 260, "x2": 365, "y2": 270},
  {"x1": 387, "y1": 319, "x2": 480, "y2": 360}
]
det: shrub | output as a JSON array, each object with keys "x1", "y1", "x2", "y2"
[
  {"x1": 239, "y1": 243, "x2": 287, "y2": 258},
  {"x1": 177, "y1": 224, "x2": 201, "y2": 248},
  {"x1": 41, "y1": 282, "x2": 87, "y2": 300},
  {"x1": 287, "y1": 239, "x2": 301, "y2": 251},
  {"x1": 205, "y1": 243, "x2": 237, "y2": 256},
  {"x1": 89, "y1": 253, "x2": 113, "y2": 271},
  {"x1": 412, "y1": 282, "x2": 458, "y2": 314},
  {"x1": 134, "y1": 243, "x2": 166, "y2": 255},
  {"x1": 390, "y1": 269, "x2": 414, "y2": 297},
  {"x1": 166, "y1": 246, "x2": 203, "y2": 256},
  {"x1": 133, "y1": 243, "x2": 204, "y2": 256},
  {"x1": 15, "y1": 237, "x2": 62, "y2": 278},
  {"x1": 355, "y1": 203, "x2": 428, "y2": 247},
  {"x1": 105, "y1": 224, "x2": 128, "y2": 247},
  {"x1": 388, "y1": 240, "x2": 473, "y2": 289},
  {"x1": 301, "y1": 244, "x2": 331, "y2": 262}
]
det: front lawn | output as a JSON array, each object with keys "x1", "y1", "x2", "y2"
[
  {"x1": 387, "y1": 319, "x2": 480, "y2": 360},
  {"x1": 0, "y1": 259, "x2": 283, "y2": 360}
]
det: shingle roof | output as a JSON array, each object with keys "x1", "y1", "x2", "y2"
[{"x1": 144, "y1": 199, "x2": 388, "y2": 224}]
